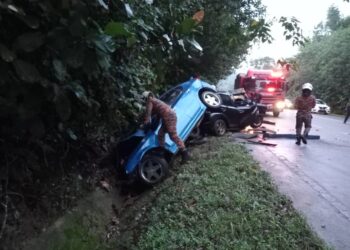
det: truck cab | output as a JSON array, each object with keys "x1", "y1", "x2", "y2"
[{"x1": 235, "y1": 69, "x2": 288, "y2": 117}]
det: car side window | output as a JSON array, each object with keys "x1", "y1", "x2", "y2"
[{"x1": 160, "y1": 86, "x2": 184, "y2": 106}]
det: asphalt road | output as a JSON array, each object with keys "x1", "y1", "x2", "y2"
[{"x1": 248, "y1": 109, "x2": 350, "y2": 250}]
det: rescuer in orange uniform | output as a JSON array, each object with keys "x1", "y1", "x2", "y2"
[
  {"x1": 294, "y1": 83, "x2": 316, "y2": 145},
  {"x1": 142, "y1": 91, "x2": 190, "y2": 163}
]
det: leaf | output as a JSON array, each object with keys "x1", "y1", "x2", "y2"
[
  {"x1": 53, "y1": 59, "x2": 68, "y2": 81},
  {"x1": 66, "y1": 128, "x2": 77, "y2": 140},
  {"x1": 100, "y1": 180, "x2": 111, "y2": 192},
  {"x1": 15, "y1": 32, "x2": 44, "y2": 52},
  {"x1": 7, "y1": 4, "x2": 25, "y2": 15},
  {"x1": 124, "y1": 3, "x2": 134, "y2": 18},
  {"x1": 20, "y1": 15, "x2": 40, "y2": 29},
  {"x1": 105, "y1": 21, "x2": 132, "y2": 37},
  {"x1": 97, "y1": 54, "x2": 111, "y2": 70},
  {"x1": 135, "y1": 19, "x2": 154, "y2": 32},
  {"x1": 162, "y1": 34, "x2": 173, "y2": 46},
  {"x1": 97, "y1": 0, "x2": 109, "y2": 10},
  {"x1": 14, "y1": 59, "x2": 41, "y2": 83},
  {"x1": 66, "y1": 81, "x2": 90, "y2": 106},
  {"x1": 176, "y1": 18, "x2": 196, "y2": 35},
  {"x1": 140, "y1": 32, "x2": 148, "y2": 40},
  {"x1": 55, "y1": 91, "x2": 71, "y2": 121},
  {"x1": 187, "y1": 38, "x2": 203, "y2": 51},
  {"x1": 0, "y1": 43, "x2": 15, "y2": 62},
  {"x1": 127, "y1": 36, "x2": 138, "y2": 47},
  {"x1": 178, "y1": 39, "x2": 186, "y2": 52},
  {"x1": 192, "y1": 10, "x2": 204, "y2": 23},
  {"x1": 93, "y1": 34, "x2": 116, "y2": 53}
]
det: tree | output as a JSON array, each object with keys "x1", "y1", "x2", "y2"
[
  {"x1": 326, "y1": 5, "x2": 341, "y2": 31},
  {"x1": 288, "y1": 26, "x2": 350, "y2": 111},
  {"x1": 250, "y1": 57, "x2": 275, "y2": 69},
  {"x1": 313, "y1": 22, "x2": 327, "y2": 41}
]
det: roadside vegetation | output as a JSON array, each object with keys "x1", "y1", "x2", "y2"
[
  {"x1": 288, "y1": 5, "x2": 350, "y2": 113},
  {"x1": 114, "y1": 136, "x2": 327, "y2": 250},
  {"x1": 0, "y1": 0, "x2": 306, "y2": 247}
]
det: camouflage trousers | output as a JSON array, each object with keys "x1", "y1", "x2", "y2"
[
  {"x1": 158, "y1": 111, "x2": 185, "y2": 150},
  {"x1": 296, "y1": 111, "x2": 312, "y2": 137}
]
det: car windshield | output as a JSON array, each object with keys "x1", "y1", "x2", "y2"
[
  {"x1": 160, "y1": 86, "x2": 184, "y2": 106},
  {"x1": 316, "y1": 100, "x2": 325, "y2": 104},
  {"x1": 255, "y1": 80, "x2": 283, "y2": 90}
]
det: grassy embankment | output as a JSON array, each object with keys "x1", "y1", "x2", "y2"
[
  {"x1": 48, "y1": 135, "x2": 328, "y2": 250},
  {"x1": 134, "y1": 136, "x2": 328, "y2": 249}
]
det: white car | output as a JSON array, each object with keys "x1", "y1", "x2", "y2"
[{"x1": 312, "y1": 99, "x2": 331, "y2": 114}]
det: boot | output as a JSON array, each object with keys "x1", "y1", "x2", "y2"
[
  {"x1": 302, "y1": 128, "x2": 310, "y2": 144},
  {"x1": 295, "y1": 135, "x2": 301, "y2": 145},
  {"x1": 301, "y1": 135, "x2": 307, "y2": 144},
  {"x1": 180, "y1": 149, "x2": 190, "y2": 164}
]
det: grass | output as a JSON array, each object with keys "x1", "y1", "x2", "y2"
[
  {"x1": 134, "y1": 136, "x2": 328, "y2": 250},
  {"x1": 47, "y1": 214, "x2": 112, "y2": 250}
]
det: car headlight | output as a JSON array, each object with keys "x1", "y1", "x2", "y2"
[{"x1": 276, "y1": 101, "x2": 285, "y2": 110}]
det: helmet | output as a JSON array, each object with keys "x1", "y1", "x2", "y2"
[
  {"x1": 142, "y1": 91, "x2": 152, "y2": 99},
  {"x1": 302, "y1": 83, "x2": 313, "y2": 91}
]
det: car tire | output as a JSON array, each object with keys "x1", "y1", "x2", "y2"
[
  {"x1": 273, "y1": 111, "x2": 280, "y2": 117},
  {"x1": 251, "y1": 115, "x2": 263, "y2": 128},
  {"x1": 138, "y1": 155, "x2": 169, "y2": 186},
  {"x1": 212, "y1": 118, "x2": 227, "y2": 136},
  {"x1": 200, "y1": 90, "x2": 222, "y2": 109},
  {"x1": 188, "y1": 127, "x2": 201, "y2": 140}
]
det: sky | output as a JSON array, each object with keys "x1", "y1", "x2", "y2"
[{"x1": 248, "y1": 0, "x2": 350, "y2": 61}]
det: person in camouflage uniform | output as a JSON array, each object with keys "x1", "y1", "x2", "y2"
[
  {"x1": 294, "y1": 83, "x2": 316, "y2": 145},
  {"x1": 142, "y1": 91, "x2": 190, "y2": 163},
  {"x1": 344, "y1": 99, "x2": 350, "y2": 124}
]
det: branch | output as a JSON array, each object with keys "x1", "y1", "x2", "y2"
[
  {"x1": 0, "y1": 156, "x2": 9, "y2": 240},
  {"x1": 0, "y1": 180, "x2": 8, "y2": 240}
]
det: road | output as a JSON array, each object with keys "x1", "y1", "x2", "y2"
[{"x1": 248, "y1": 109, "x2": 350, "y2": 250}]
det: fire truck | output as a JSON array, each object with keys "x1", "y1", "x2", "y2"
[{"x1": 234, "y1": 69, "x2": 288, "y2": 117}]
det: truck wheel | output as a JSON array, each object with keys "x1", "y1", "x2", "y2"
[
  {"x1": 273, "y1": 111, "x2": 280, "y2": 117},
  {"x1": 138, "y1": 155, "x2": 169, "y2": 186}
]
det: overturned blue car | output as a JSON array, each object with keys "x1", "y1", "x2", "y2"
[{"x1": 116, "y1": 78, "x2": 220, "y2": 185}]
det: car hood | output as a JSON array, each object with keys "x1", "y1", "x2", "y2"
[{"x1": 316, "y1": 104, "x2": 329, "y2": 108}]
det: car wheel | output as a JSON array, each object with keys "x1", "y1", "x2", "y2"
[
  {"x1": 189, "y1": 126, "x2": 201, "y2": 140},
  {"x1": 273, "y1": 111, "x2": 280, "y2": 117},
  {"x1": 212, "y1": 118, "x2": 227, "y2": 136},
  {"x1": 138, "y1": 155, "x2": 169, "y2": 186},
  {"x1": 251, "y1": 115, "x2": 263, "y2": 128},
  {"x1": 200, "y1": 91, "x2": 222, "y2": 108}
]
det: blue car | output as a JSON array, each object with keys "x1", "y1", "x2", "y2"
[{"x1": 117, "y1": 78, "x2": 220, "y2": 185}]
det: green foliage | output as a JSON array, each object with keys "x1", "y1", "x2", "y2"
[
  {"x1": 288, "y1": 25, "x2": 350, "y2": 111},
  {"x1": 0, "y1": 1, "x2": 320, "y2": 246},
  {"x1": 250, "y1": 56, "x2": 275, "y2": 69},
  {"x1": 279, "y1": 17, "x2": 307, "y2": 46},
  {"x1": 0, "y1": 0, "x2": 272, "y2": 181},
  {"x1": 49, "y1": 216, "x2": 111, "y2": 250},
  {"x1": 326, "y1": 5, "x2": 341, "y2": 31}
]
